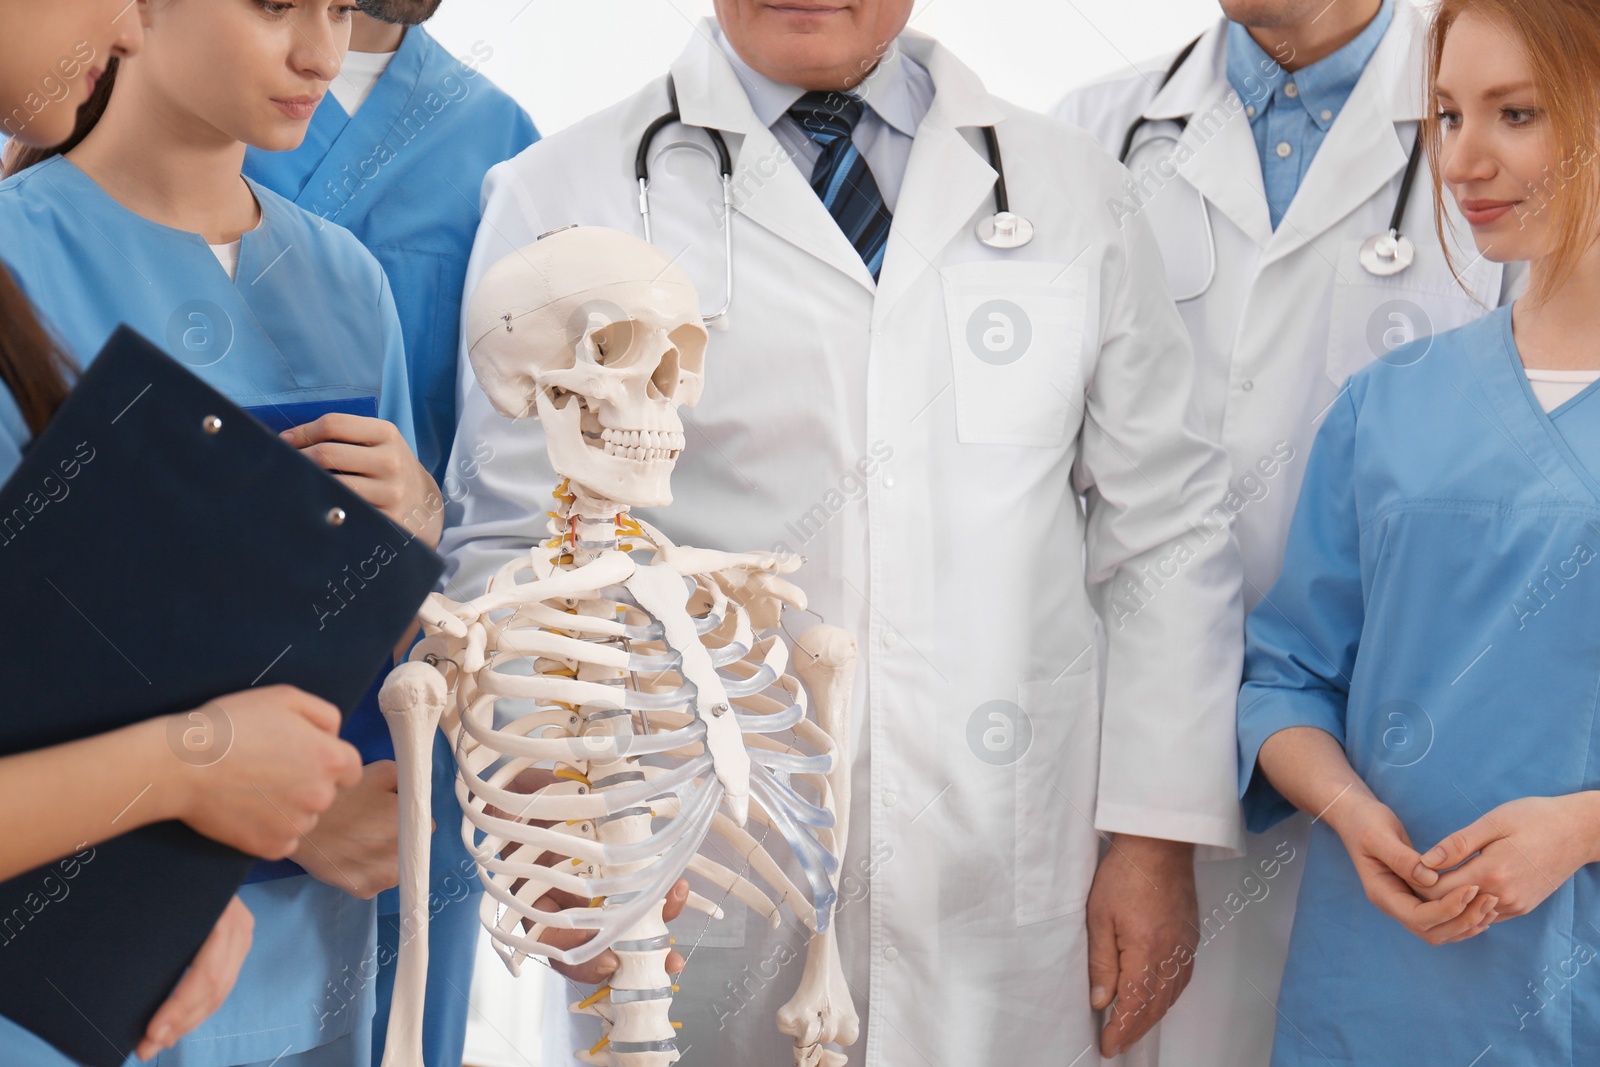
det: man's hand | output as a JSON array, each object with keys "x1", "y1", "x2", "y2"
[
  {"x1": 544, "y1": 878, "x2": 691, "y2": 984},
  {"x1": 296, "y1": 760, "x2": 407, "y2": 899},
  {"x1": 493, "y1": 767, "x2": 690, "y2": 983},
  {"x1": 1085, "y1": 834, "x2": 1198, "y2": 1058},
  {"x1": 1324, "y1": 793, "x2": 1495, "y2": 945},
  {"x1": 1414, "y1": 793, "x2": 1600, "y2": 925}
]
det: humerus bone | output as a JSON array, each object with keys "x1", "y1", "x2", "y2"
[
  {"x1": 377, "y1": 661, "x2": 448, "y2": 1067},
  {"x1": 778, "y1": 627, "x2": 860, "y2": 1066}
]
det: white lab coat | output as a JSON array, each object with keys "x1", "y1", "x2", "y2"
[
  {"x1": 1054, "y1": 5, "x2": 1518, "y2": 1066},
  {"x1": 444, "y1": 21, "x2": 1244, "y2": 1067}
]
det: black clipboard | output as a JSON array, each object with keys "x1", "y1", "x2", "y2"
[{"x1": 0, "y1": 326, "x2": 443, "y2": 1066}]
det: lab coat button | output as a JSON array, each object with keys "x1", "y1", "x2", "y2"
[
  {"x1": 884, "y1": 947, "x2": 899, "y2": 962},
  {"x1": 882, "y1": 631, "x2": 900, "y2": 649},
  {"x1": 883, "y1": 475, "x2": 896, "y2": 489},
  {"x1": 1276, "y1": 142, "x2": 1293, "y2": 159},
  {"x1": 883, "y1": 792, "x2": 897, "y2": 807},
  {"x1": 1242, "y1": 380, "x2": 1254, "y2": 392}
]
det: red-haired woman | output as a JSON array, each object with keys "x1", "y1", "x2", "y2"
[{"x1": 1241, "y1": 1, "x2": 1600, "y2": 1062}]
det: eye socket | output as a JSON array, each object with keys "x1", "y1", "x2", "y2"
[
  {"x1": 669, "y1": 324, "x2": 707, "y2": 380},
  {"x1": 583, "y1": 320, "x2": 640, "y2": 367}
]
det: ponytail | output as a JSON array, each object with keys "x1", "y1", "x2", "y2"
[
  {"x1": 0, "y1": 59, "x2": 115, "y2": 435},
  {"x1": 0, "y1": 269, "x2": 74, "y2": 437}
]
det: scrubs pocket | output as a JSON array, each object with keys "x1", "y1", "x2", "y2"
[
  {"x1": 941, "y1": 260, "x2": 1092, "y2": 448},
  {"x1": 1014, "y1": 666, "x2": 1101, "y2": 926}
]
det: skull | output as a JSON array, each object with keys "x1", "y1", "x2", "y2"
[{"x1": 466, "y1": 226, "x2": 709, "y2": 508}]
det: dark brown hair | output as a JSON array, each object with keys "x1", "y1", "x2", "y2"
[{"x1": 0, "y1": 57, "x2": 122, "y2": 435}]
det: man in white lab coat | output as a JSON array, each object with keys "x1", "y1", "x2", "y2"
[
  {"x1": 444, "y1": 2, "x2": 1246, "y2": 1063},
  {"x1": 1055, "y1": 1, "x2": 1520, "y2": 1064}
]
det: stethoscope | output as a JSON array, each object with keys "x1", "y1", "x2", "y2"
[
  {"x1": 1117, "y1": 34, "x2": 1423, "y2": 299},
  {"x1": 635, "y1": 75, "x2": 1032, "y2": 324}
]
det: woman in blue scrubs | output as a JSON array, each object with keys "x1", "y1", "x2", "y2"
[
  {"x1": 1239, "y1": 1, "x2": 1600, "y2": 1063},
  {"x1": 0, "y1": 2, "x2": 442, "y2": 1065},
  {"x1": 0, "y1": 2, "x2": 370, "y2": 1064}
]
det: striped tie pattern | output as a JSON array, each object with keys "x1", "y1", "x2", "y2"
[{"x1": 787, "y1": 91, "x2": 893, "y2": 280}]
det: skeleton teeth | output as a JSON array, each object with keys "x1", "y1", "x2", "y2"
[{"x1": 594, "y1": 426, "x2": 686, "y2": 459}]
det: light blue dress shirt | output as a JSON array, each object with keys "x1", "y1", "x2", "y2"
[
  {"x1": 713, "y1": 28, "x2": 932, "y2": 211},
  {"x1": 1226, "y1": 0, "x2": 1394, "y2": 229}
]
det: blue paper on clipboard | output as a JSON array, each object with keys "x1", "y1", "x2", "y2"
[{"x1": 241, "y1": 395, "x2": 378, "y2": 434}]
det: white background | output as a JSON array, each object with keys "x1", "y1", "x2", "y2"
[
  {"x1": 425, "y1": 0, "x2": 1219, "y2": 135},
  {"x1": 427, "y1": 1, "x2": 1221, "y2": 1063}
]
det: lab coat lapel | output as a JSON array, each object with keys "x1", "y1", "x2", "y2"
[
  {"x1": 872, "y1": 33, "x2": 1003, "y2": 319},
  {"x1": 1152, "y1": 23, "x2": 1275, "y2": 250},
  {"x1": 1260, "y1": 5, "x2": 1423, "y2": 268},
  {"x1": 671, "y1": 26, "x2": 876, "y2": 294},
  {"x1": 293, "y1": 25, "x2": 432, "y2": 216}
]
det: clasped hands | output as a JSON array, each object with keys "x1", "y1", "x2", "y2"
[{"x1": 1325, "y1": 791, "x2": 1600, "y2": 946}]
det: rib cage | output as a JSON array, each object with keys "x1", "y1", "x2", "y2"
[{"x1": 411, "y1": 524, "x2": 844, "y2": 1066}]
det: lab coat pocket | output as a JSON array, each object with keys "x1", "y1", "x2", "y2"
[
  {"x1": 942, "y1": 260, "x2": 1093, "y2": 448},
  {"x1": 1014, "y1": 667, "x2": 1102, "y2": 926},
  {"x1": 1325, "y1": 238, "x2": 1497, "y2": 389}
]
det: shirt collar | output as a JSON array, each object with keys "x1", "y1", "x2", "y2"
[
  {"x1": 1226, "y1": 0, "x2": 1394, "y2": 131},
  {"x1": 712, "y1": 27, "x2": 920, "y2": 137}
]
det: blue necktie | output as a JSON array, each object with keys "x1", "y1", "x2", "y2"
[{"x1": 788, "y1": 91, "x2": 893, "y2": 280}]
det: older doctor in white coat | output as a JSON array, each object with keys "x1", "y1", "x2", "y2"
[
  {"x1": 1055, "y1": 1, "x2": 1522, "y2": 1064},
  {"x1": 444, "y1": 2, "x2": 1246, "y2": 1063}
]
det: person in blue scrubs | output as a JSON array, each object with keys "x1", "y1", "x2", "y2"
[
  {"x1": 244, "y1": 0, "x2": 537, "y2": 487},
  {"x1": 1238, "y1": 2, "x2": 1600, "y2": 1063},
  {"x1": 0, "y1": 2, "x2": 443, "y2": 1065},
  {"x1": 243, "y1": 7, "x2": 535, "y2": 1062},
  {"x1": 0, "y1": 5, "x2": 370, "y2": 1064}
]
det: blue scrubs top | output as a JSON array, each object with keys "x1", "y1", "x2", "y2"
[
  {"x1": 243, "y1": 26, "x2": 538, "y2": 487},
  {"x1": 1239, "y1": 304, "x2": 1600, "y2": 1065},
  {"x1": 0, "y1": 155, "x2": 416, "y2": 1066}
]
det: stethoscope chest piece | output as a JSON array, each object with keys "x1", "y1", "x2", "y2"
[
  {"x1": 1360, "y1": 228, "x2": 1416, "y2": 277},
  {"x1": 977, "y1": 211, "x2": 1034, "y2": 250}
]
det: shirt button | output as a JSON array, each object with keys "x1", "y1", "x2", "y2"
[
  {"x1": 1245, "y1": 105, "x2": 1257, "y2": 118},
  {"x1": 883, "y1": 792, "x2": 897, "y2": 807},
  {"x1": 1276, "y1": 141, "x2": 1293, "y2": 159},
  {"x1": 884, "y1": 947, "x2": 899, "y2": 962},
  {"x1": 1321, "y1": 108, "x2": 1334, "y2": 122},
  {"x1": 883, "y1": 631, "x2": 900, "y2": 649},
  {"x1": 1284, "y1": 81, "x2": 1299, "y2": 98},
  {"x1": 1242, "y1": 380, "x2": 1255, "y2": 392}
]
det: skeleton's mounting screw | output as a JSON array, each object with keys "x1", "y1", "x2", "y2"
[
  {"x1": 502, "y1": 312, "x2": 514, "y2": 332},
  {"x1": 202, "y1": 415, "x2": 223, "y2": 434},
  {"x1": 326, "y1": 507, "x2": 347, "y2": 526},
  {"x1": 711, "y1": 702, "x2": 729, "y2": 718}
]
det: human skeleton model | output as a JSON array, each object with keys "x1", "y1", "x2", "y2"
[{"x1": 376, "y1": 227, "x2": 860, "y2": 1067}]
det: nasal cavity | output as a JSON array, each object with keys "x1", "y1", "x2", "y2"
[{"x1": 650, "y1": 347, "x2": 680, "y2": 401}]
